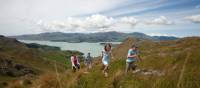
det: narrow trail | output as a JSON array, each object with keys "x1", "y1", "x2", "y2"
[{"x1": 176, "y1": 52, "x2": 191, "y2": 88}]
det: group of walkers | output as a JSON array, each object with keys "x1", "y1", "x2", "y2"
[
  {"x1": 70, "y1": 52, "x2": 92, "y2": 72},
  {"x1": 70, "y1": 43, "x2": 142, "y2": 77}
]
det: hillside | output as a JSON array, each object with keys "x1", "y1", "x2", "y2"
[
  {"x1": 0, "y1": 35, "x2": 84, "y2": 88},
  {"x1": 26, "y1": 36, "x2": 199, "y2": 88},
  {"x1": 1, "y1": 35, "x2": 199, "y2": 88},
  {"x1": 10, "y1": 31, "x2": 178, "y2": 43}
]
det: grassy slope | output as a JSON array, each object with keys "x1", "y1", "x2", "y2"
[
  {"x1": 0, "y1": 36, "x2": 66, "y2": 72},
  {"x1": 0, "y1": 36, "x2": 83, "y2": 87},
  {"x1": 31, "y1": 37, "x2": 200, "y2": 88}
]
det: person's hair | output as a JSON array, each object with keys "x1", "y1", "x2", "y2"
[
  {"x1": 87, "y1": 53, "x2": 90, "y2": 56},
  {"x1": 104, "y1": 43, "x2": 112, "y2": 51}
]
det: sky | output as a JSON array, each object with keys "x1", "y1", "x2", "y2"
[{"x1": 0, "y1": 0, "x2": 200, "y2": 37}]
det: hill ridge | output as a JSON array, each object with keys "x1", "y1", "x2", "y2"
[{"x1": 9, "y1": 32, "x2": 178, "y2": 43}]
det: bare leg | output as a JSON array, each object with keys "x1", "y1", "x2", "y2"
[{"x1": 103, "y1": 65, "x2": 109, "y2": 77}]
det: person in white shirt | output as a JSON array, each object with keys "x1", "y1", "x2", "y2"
[{"x1": 71, "y1": 54, "x2": 80, "y2": 72}]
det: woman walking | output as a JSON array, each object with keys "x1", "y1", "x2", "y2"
[{"x1": 102, "y1": 43, "x2": 113, "y2": 77}]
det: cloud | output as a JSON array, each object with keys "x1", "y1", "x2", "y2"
[
  {"x1": 36, "y1": 15, "x2": 177, "y2": 33},
  {"x1": 195, "y1": 5, "x2": 200, "y2": 9},
  {"x1": 84, "y1": 14, "x2": 114, "y2": 29},
  {"x1": 184, "y1": 15, "x2": 200, "y2": 23},
  {"x1": 145, "y1": 16, "x2": 174, "y2": 25},
  {"x1": 36, "y1": 14, "x2": 138, "y2": 32},
  {"x1": 119, "y1": 16, "x2": 138, "y2": 25},
  {"x1": 147, "y1": 33, "x2": 178, "y2": 37}
]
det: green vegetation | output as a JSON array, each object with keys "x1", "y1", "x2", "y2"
[
  {"x1": 43, "y1": 50, "x2": 84, "y2": 68},
  {"x1": 25, "y1": 37, "x2": 200, "y2": 88},
  {"x1": 0, "y1": 35, "x2": 199, "y2": 88},
  {"x1": 0, "y1": 35, "x2": 84, "y2": 87}
]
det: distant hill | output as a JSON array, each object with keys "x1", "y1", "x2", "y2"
[
  {"x1": 10, "y1": 31, "x2": 178, "y2": 42},
  {"x1": 153, "y1": 36, "x2": 178, "y2": 41}
]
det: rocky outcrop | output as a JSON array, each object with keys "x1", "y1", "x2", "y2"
[
  {"x1": 0, "y1": 58, "x2": 36, "y2": 77},
  {"x1": 133, "y1": 68, "x2": 165, "y2": 76}
]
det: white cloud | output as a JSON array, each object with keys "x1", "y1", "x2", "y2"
[
  {"x1": 84, "y1": 14, "x2": 114, "y2": 29},
  {"x1": 36, "y1": 14, "x2": 138, "y2": 32},
  {"x1": 145, "y1": 16, "x2": 174, "y2": 25},
  {"x1": 119, "y1": 17, "x2": 138, "y2": 25},
  {"x1": 195, "y1": 5, "x2": 200, "y2": 9},
  {"x1": 184, "y1": 15, "x2": 200, "y2": 23},
  {"x1": 147, "y1": 33, "x2": 177, "y2": 37},
  {"x1": 37, "y1": 15, "x2": 178, "y2": 33}
]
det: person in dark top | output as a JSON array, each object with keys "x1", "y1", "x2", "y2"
[{"x1": 84, "y1": 52, "x2": 92, "y2": 71}]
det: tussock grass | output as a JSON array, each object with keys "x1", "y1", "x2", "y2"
[{"x1": 15, "y1": 37, "x2": 200, "y2": 88}]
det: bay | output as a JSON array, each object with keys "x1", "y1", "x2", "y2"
[{"x1": 19, "y1": 40, "x2": 121, "y2": 57}]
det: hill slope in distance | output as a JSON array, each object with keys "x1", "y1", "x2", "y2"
[{"x1": 10, "y1": 31, "x2": 178, "y2": 43}]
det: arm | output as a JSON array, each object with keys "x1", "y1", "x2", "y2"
[
  {"x1": 128, "y1": 54, "x2": 142, "y2": 62},
  {"x1": 71, "y1": 57, "x2": 75, "y2": 66},
  {"x1": 127, "y1": 49, "x2": 138, "y2": 58},
  {"x1": 127, "y1": 54, "x2": 137, "y2": 58},
  {"x1": 111, "y1": 51, "x2": 114, "y2": 59},
  {"x1": 101, "y1": 51, "x2": 103, "y2": 58}
]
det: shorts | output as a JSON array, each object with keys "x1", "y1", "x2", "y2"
[
  {"x1": 72, "y1": 64, "x2": 80, "y2": 72},
  {"x1": 125, "y1": 61, "x2": 137, "y2": 73}
]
